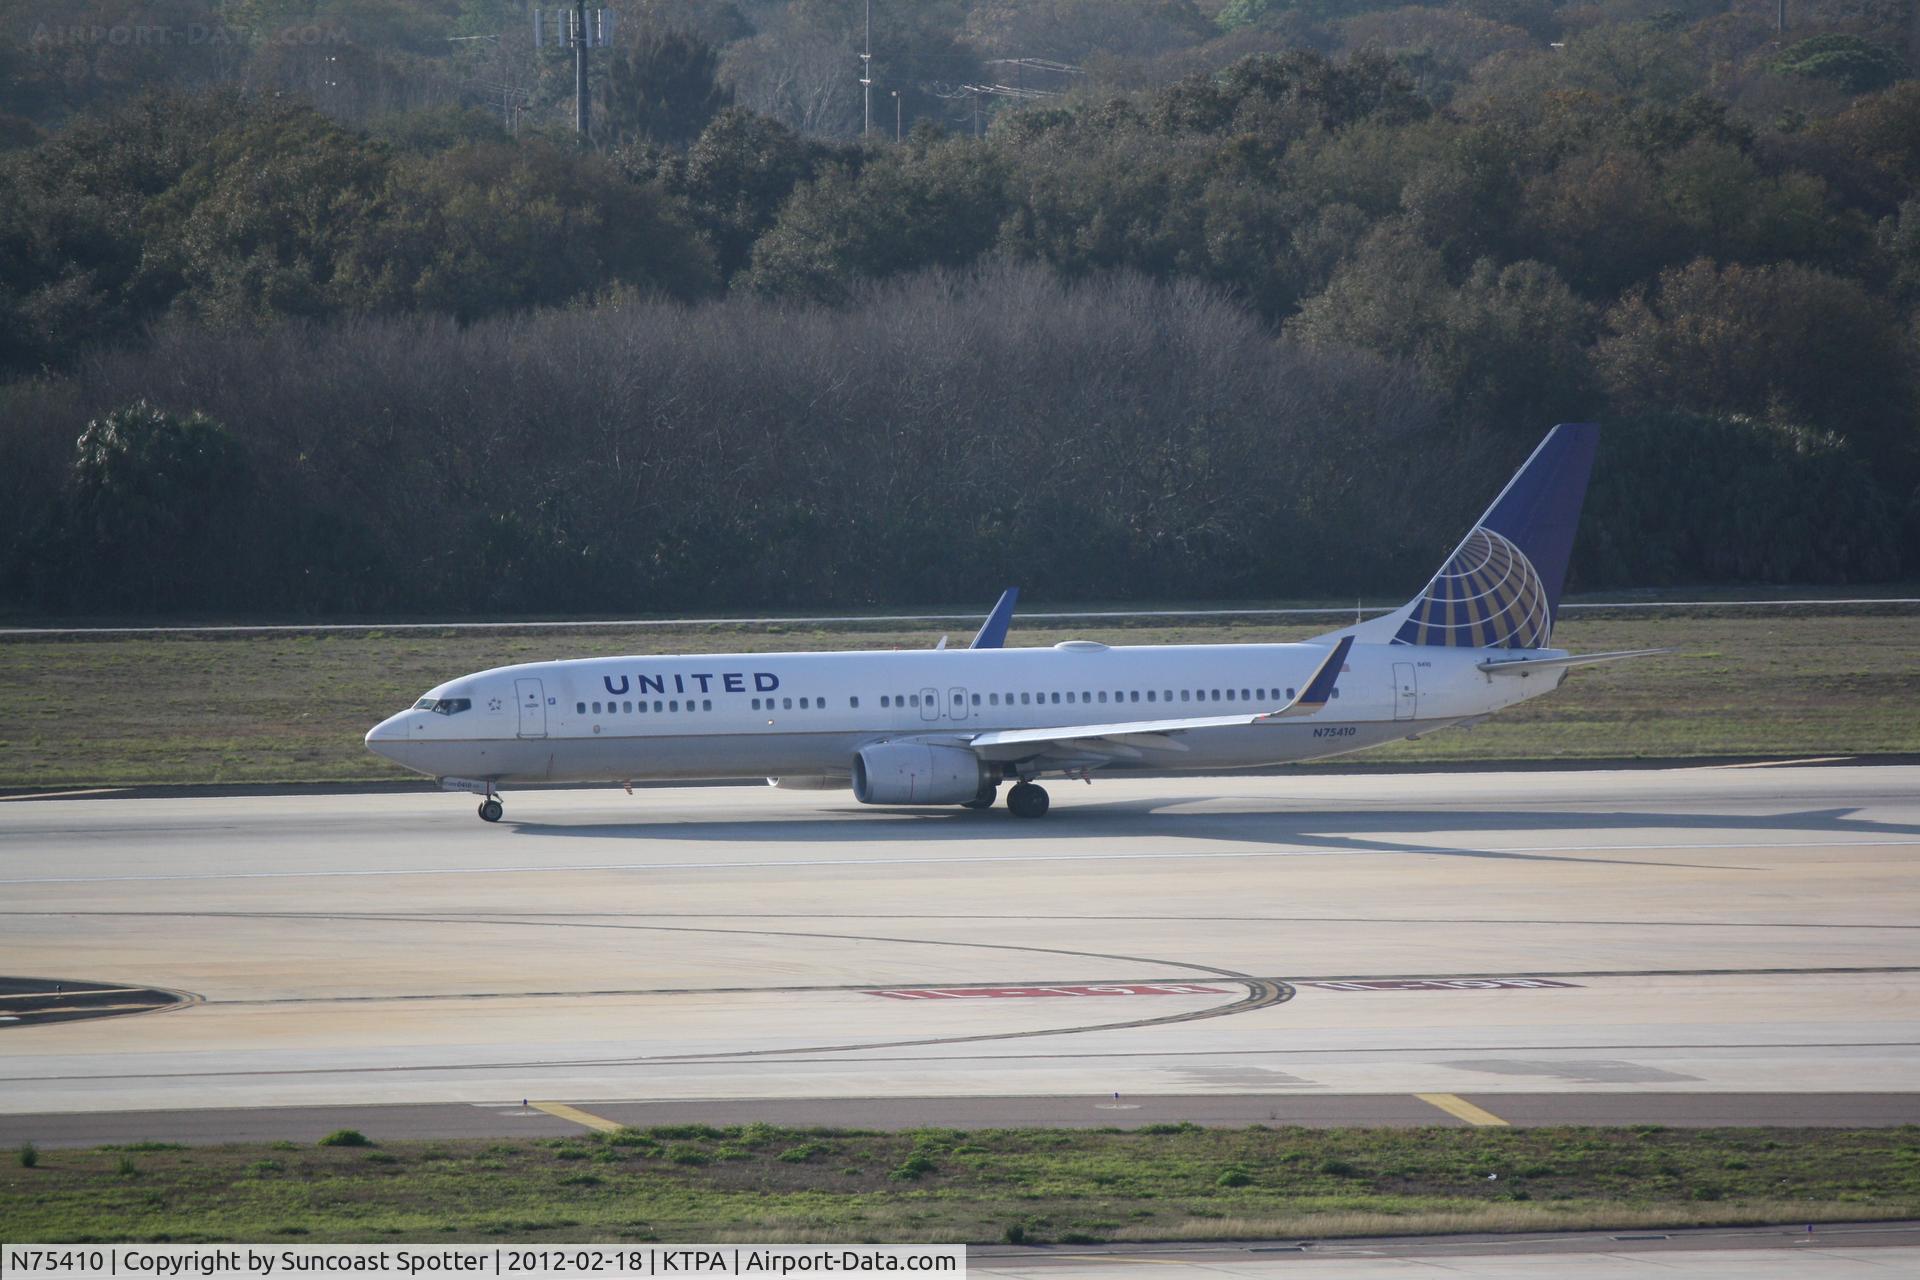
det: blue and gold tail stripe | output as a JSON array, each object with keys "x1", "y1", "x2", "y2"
[{"x1": 1393, "y1": 528, "x2": 1550, "y2": 649}]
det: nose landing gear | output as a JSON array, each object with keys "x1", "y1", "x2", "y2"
[{"x1": 478, "y1": 797, "x2": 503, "y2": 823}]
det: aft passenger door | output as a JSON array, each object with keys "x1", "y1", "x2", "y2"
[
  {"x1": 515, "y1": 678, "x2": 548, "y2": 738},
  {"x1": 1392, "y1": 663, "x2": 1418, "y2": 721}
]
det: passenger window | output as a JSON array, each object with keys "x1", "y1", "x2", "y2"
[
  {"x1": 1181, "y1": 691, "x2": 1190, "y2": 702},
  {"x1": 881, "y1": 695, "x2": 890, "y2": 708},
  {"x1": 1287, "y1": 688, "x2": 1296, "y2": 699},
  {"x1": 638, "y1": 701, "x2": 648, "y2": 714},
  {"x1": 1241, "y1": 689, "x2": 1250, "y2": 701},
  {"x1": 1082, "y1": 691, "x2": 1091, "y2": 703},
  {"x1": 576, "y1": 702, "x2": 586, "y2": 714},
  {"x1": 623, "y1": 701, "x2": 633, "y2": 713},
  {"x1": 799, "y1": 697, "x2": 809, "y2": 709},
  {"x1": 702, "y1": 699, "x2": 712, "y2": 710},
  {"x1": 1066, "y1": 692, "x2": 1076, "y2": 704},
  {"x1": 989, "y1": 693, "x2": 999, "y2": 706},
  {"x1": 850, "y1": 697, "x2": 860, "y2": 708},
  {"x1": 1146, "y1": 691, "x2": 1156, "y2": 703},
  {"x1": 654, "y1": 700, "x2": 663, "y2": 712},
  {"x1": 1098, "y1": 692, "x2": 1108, "y2": 703},
  {"x1": 1021, "y1": 693, "x2": 1031, "y2": 705},
  {"x1": 970, "y1": 693, "x2": 980, "y2": 706},
  {"x1": 669, "y1": 700, "x2": 679, "y2": 711},
  {"x1": 1130, "y1": 691, "x2": 1139, "y2": 702},
  {"x1": 1164, "y1": 690, "x2": 1173, "y2": 702},
  {"x1": 751, "y1": 698, "x2": 760, "y2": 710},
  {"x1": 783, "y1": 697, "x2": 793, "y2": 710},
  {"x1": 592, "y1": 701, "x2": 602, "y2": 714},
  {"x1": 1333, "y1": 688, "x2": 1341, "y2": 699}
]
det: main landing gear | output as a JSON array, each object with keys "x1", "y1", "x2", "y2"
[{"x1": 1006, "y1": 781, "x2": 1050, "y2": 819}]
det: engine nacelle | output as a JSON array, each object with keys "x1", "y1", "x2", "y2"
[
  {"x1": 766, "y1": 775, "x2": 849, "y2": 791},
  {"x1": 852, "y1": 742, "x2": 991, "y2": 805}
]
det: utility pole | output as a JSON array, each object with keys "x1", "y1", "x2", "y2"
[
  {"x1": 891, "y1": 89, "x2": 901, "y2": 141},
  {"x1": 574, "y1": 0, "x2": 589, "y2": 136},
  {"x1": 861, "y1": 0, "x2": 873, "y2": 136},
  {"x1": 534, "y1": 6, "x2": 611, "y2": 141}
]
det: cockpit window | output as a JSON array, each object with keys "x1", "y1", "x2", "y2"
[{"x1": 415, "y1": 698, "x2": 472, "y2": 715}]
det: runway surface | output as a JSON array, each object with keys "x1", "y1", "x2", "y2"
[{"x1": 1, "y1": 765, "x2": 1916, "y2": 1144}]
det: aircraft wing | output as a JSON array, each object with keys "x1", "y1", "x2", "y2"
[
  {"x1": 964, "y1": 636, "x2": 1352, "y2": 760},
  {"x1": 1477, "y1": 647, "x2": 1672, "y2": 675}
]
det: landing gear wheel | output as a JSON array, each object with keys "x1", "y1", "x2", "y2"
[
  {"x1": 478, "y1": 798, "x2": 503, "y2": 823},
  {"x1": 962, "y1": 787, "x2": 997, "y2": 810},
  {"x1": 1006, "y1": 782, "x2": 1050, "y2": 819}
]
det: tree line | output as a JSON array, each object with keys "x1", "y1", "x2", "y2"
[{"x1": 0, "y1": 0, "x2": 1916, "y2": 614}]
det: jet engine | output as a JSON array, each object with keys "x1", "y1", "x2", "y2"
[{"x1": 852, "y1": 742, "x2": 991, "y2": 805}]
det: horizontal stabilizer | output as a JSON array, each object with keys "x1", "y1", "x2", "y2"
[{"x1": 1477, "y1": 647, "x2": 1673, "y2": 675}]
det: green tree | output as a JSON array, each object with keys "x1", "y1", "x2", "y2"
[
  {"x1": 1771, "y1": 35, "x2": 1908, "y2": 96},
  {"x1": 1290, "y1": 229, "x2": 1596, "y2": 428},
  {"x1": 601, "y1": 26, "x2": 733, "y2": 147},
  {"x1": 343, "y1": 140, "x2": 715, "y2": 320},
  {"x1": 163, "y1": 105, "x2": 391, "y2": 324},
  {"x1": 1597, "y1": 258, "x2": 1910, "y2": 446},
  {"x1": 746, "y1": 131, "x2": 1008, "y2": 303},
  {"x1": 55, "y1": 400, "x2": 253, "y2": 612},
  {"x1": 648, "y1": 108, "x2": 834, "y2": 281}
]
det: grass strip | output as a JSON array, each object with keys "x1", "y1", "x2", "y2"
[
  {"x1": 1, "y1": 610, "x2": 1917, "y2": 789},
  {"x1": 3, "y1": 1123, "x2": 1917, "y2": 1244}
]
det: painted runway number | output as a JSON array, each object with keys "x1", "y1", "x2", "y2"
[
  {"x1": 1305, "y1": 990, "x2": 1589, "y2": 997},
  {"x1": 867, "y1": 983, "x2": 1230, "y2": 1000}
]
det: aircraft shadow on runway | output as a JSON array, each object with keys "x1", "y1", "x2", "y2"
[{"x1": 503, "y1": 803, "x2": 1920, "y2": 869}]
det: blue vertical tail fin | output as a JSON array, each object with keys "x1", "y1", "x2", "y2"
[{"x1": 1341, "y1": 424, "x2": 1598, "y2": 651}]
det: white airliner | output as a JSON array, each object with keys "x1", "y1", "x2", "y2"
[{"x1": 367, "y1": 424, "x2": 1661, "y2": 821}]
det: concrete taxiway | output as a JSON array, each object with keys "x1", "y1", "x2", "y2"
[{"x1": 1, "y1": 765, "x2": 1916, "y2": 1143}]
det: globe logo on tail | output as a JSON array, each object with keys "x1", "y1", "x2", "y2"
[{"x1": 1393, "y1": 527, "x2": 1551, "y2": 649}]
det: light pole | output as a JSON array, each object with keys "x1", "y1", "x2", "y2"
[{"x1": 891, "y1": 89, "x2": 901, "y2": 140}]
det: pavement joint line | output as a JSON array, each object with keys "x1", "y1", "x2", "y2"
[
  {"x1": 528, "y1": 1101, "x2": 623, "y2": 1133},
  {"x1": 0, "y1": 788, "x2": 128, "y2": 802},
  {"x1": 1678, "y1": 757, "x2": 1856, "y2": 771},
  {"x1": 6, "y1": 837, "x2": 1919, "y2": 885},
  {"x1": 1414, "y1": 1094, "x2": 1511, "y2": 1126}
]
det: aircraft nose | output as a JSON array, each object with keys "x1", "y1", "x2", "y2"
[{"x1": 365, "y1": 713, "x2": 410, "y2": 756}]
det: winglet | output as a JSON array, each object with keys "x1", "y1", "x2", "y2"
[
  {"x1": 1258, "y1": 635, "x2": 1353, "y2": 721},
  {"x1": 969, "y1": 587, "x2": 1020, "y2": 650}
]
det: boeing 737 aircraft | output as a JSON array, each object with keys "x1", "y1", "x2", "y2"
[{"x1": 367, "y1": 424, "x2": 1661, "y2": 821}]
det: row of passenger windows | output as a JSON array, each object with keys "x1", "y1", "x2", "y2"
[
  {"x1": 581, "y1": 698, "x2": 715, "y2": 714},
  {"x1": 579, "y1": 695, "x2": 835, "y2": 715},
  {"x1": 879, "y1": 687, "x2": 1330, "y2": 707},
  {"x1": 576, "y1": 685, "x2": 1336, "y2": 717}
]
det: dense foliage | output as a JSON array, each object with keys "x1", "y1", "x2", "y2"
[{"x1": 0, "y1": 0, "x2": 1915, "y2": 615}]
